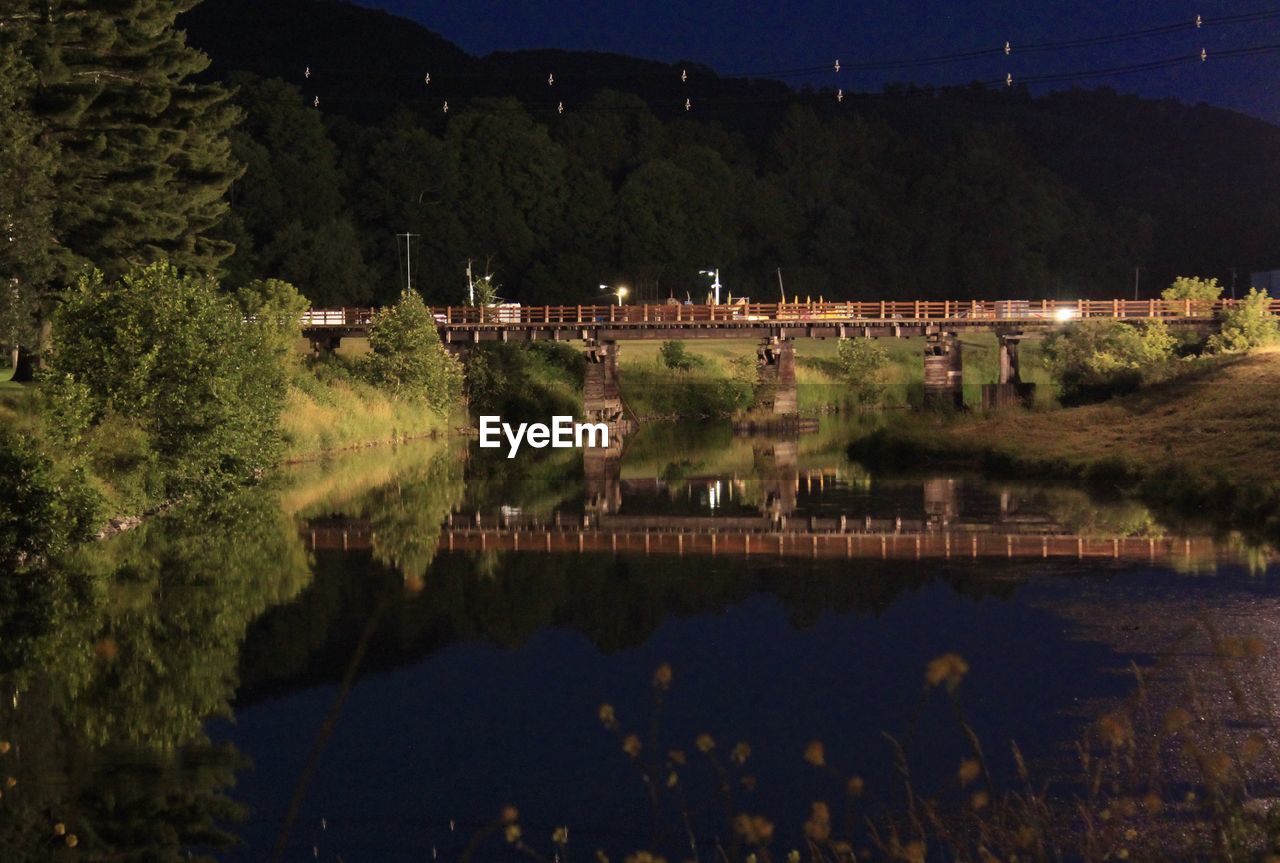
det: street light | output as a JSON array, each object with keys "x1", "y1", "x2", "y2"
[
  {"x1": 699, "y1": 268, "x2": 721, "y2": 305},
  {"x1": 600, "y1": 283, "x2": 628, "y2": 306}
]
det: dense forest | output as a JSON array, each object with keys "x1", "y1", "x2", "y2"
[{"x1": 173, "y1": 0, "x2": 1280, "y2": 308}]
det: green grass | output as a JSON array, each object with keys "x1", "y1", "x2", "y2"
[
  {"x1": 282, "y1": 362, "x2": 453, "y2": 459},
  {"x1": 615, "y1": 334, "x2": 1056, "y2": 417}
]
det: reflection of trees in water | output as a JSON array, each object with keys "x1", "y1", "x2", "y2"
[
  {"x1": 0, "y1": 487, "x2": 312, "y2": 860},
  {"x1": 238, "y1": 547, "x2": 1025, "y2": 702}
]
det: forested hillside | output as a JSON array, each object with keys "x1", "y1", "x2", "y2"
[{"x1": 180, "y1": 0, "x2": 1280, "y2": 307}]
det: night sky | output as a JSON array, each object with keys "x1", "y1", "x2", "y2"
[{"x1": 355, "y1": 0, "x2": 1280, "y2": 122}]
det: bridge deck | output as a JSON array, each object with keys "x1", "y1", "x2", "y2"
[{"x1": 300, "y1": 298, "x2": 1267, "y2": 343}]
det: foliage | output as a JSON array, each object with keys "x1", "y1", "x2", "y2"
[
  {"x1": 659, "y1": 340, "x2": 702, "y2": 371},
  {"x1": 464, "y1": 342, "x2": 584, "y2": 421},
  {"x1": 836, "y1": 338, "x2": 890, "y2": 405},
  {"x1": 1207, "y1": 288, "x2": 1279, "y2": 353},
  {"x1": 0, "y1": 27, "x2": 56, "y2": 363},
  {"x1": 48, "y1": 262, "x2": 288, "y2": 500},
  {"x1": 1043, "y1": 320, "x2": 1176, "y2": 403},
  {"x1": 472, "y1": 272, "x2": 501, "y2": 307},
  {"x1": 11, "y1": 0, "x2": 242, "y2": 282},
  {"x1": 0, "y1": 426, "x2": 100, "y2": 572},
  {"x1": 234, "y1": 277, "x2": 310, "y2": 363},
  {"x1": 1163, "y1": 275, "x2": 1223, "y2": 303},
  {"x1": 365, "y1": 289, "x2": 463, "y2": 412}
]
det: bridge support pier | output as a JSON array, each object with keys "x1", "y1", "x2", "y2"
[
  {"x1": 756, "y1": 337, "x2": 797, "y2": 415},
  {"x1": 923, "y1": 332, "x2": 963, "y2": 409},
  {"x1": 309, "y1": 334, "x2": 342, "y2": 357},
  {"x1": 583, "y1": 339, "x2": 626, "y2": 425},
  {"x1": 981, "y1": 333, "x2": 1036, "y2": 410}
]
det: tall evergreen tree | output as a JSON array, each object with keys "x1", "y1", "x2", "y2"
[
  {"x1": 20, "y1": 0, "x2": 242, "y2": 281},
  {"x1": 0, "y1": 20, "x2": 56, "y2": 375}
]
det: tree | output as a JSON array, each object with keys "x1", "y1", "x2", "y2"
[
  {"x1": 1043, "y1": 319, "x2": 1176, "y2": 403},
  {"x1": 1207, "y1": 288, "x2": 1279, "y2": 353},
  {"x1": 20, "y1": 0, "x2": 243, "y2": 281},
  {"x1": 48, "y1": 262, "x2": 287, "y2": 498},
  {"x1": 365, "y1": 289, "x2": 463, "y2": 412},
  {"x1": 1162, "y1": 276, "x2": 1223, "y2": 303},
  {"x1": 0, "y1": 26, "x2": 56, "y2": 378}
]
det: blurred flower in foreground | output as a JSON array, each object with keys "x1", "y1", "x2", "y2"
[{"x1": 925, "y1": 653, "x2": 969, "y2": 690}]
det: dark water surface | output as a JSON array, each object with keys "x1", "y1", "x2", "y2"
[{"x1": 5, "y1": 419, "x2": 1277, "y2": 861}]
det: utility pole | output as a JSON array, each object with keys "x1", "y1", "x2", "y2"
[
  {"x1": 1133, "y1": 266, "x2": 1140, "y2": 301},
  {"x1": 466, "y1": 259, "x2": 475, "y2": 305},
  {"x1": 1231, "y1": 267, "x2": 1238, "y2": 300},
  {"x1": 776, "y1": 267, "x2": 786, "y2": 303},
  {"x1": 397, "y1": 233, "x2": 420, "y2": 293}
]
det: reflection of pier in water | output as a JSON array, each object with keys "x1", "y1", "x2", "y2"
[{"x1": 305, "y1": 438, "x2": 1226, "y2": 563}]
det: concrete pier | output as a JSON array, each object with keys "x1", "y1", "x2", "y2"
[
  {"x1": 923, "y1": 332, "x2": 963, "y2": 409},
  {"x1": 756, "y1": 337, "x2": 797, "y2": 415},
  {"x1": 582, "y1": 339, "x2": 624, "y2": 425}
]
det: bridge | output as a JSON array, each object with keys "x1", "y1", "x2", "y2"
[{"x1": 302, "y1": 298, "x2": 1265, "y2": 418}]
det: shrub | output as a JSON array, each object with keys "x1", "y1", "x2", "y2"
[
  {"x1": 234, "y1": 278, "x2": 310, "y2": 363},
  {"x1": 365, "y1": 289, "x2": 463, "y2": 413},
  {"x1": 1043, "y1": 319, "x2": 1176, "y2": 403},
  {"x1": 1207, "y1": 287, "x2": 1279, "y2": 353},
  {"x1": 49, "y1": 262, "x2": 288, "y2": 499},
  {"x1": 659, "y1": 340, "x2": 701, "y2": 371},
  {"x1": 836, "y1": 338, "x2": 890, "y2": 405},
  {"x1": 0, "y1": 425, "x2": 99, "y2": 571},
  {"x1": 1162, "y1": 275, "x2": 1223, "y2": 303}
]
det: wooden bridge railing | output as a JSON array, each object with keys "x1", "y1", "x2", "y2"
[{"x1": 301, "y1": 298, "x2": 1280, "y2": 329}]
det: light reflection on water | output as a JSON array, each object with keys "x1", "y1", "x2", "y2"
[{"x1": 4, "y1": 419, "x2": 1277, "y2": 861}]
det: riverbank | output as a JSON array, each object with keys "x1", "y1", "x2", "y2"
[
  {"x1": 618, "y1": 333, "x2": 1054, "y2": 418},
  {"x1": 849, "y1": 348, "x2": 1280, "y2": 536}
]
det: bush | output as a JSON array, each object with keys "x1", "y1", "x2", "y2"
[
  {"x1": 1207, "y1": 288, "x2": 1279, "y2": 353},
  {"x1": 49, "y1": 262, "x2": 288, "y2": 499},
  {"x1": 0, "y1": 425, "x2": 99, "y2": 571},
  {"x1": 836, "y1": 338, "x2": 890, "y2": 405},
  {"x1": 1043, "y1": 319, "x2": 1176, "y2": 403},
  {"x1": 365, "y1": 289, "x2": 463, "y2": 413},
  {"x1": 234, "y1": 278, "x2": 310, "y2": 363},
  {"x1": 659, "y1": 341, "x2": 702, "y2": 371},
  {"x1": 1162, "y1": 276, "x2": 1223, "y2": 303}
]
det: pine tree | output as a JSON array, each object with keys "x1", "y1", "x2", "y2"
[
  {"x1": 0, "y1": 18, "x2": 56, "y2": 376},
  {"x1": 19, "y1": 0, "x2": 243, "y2": 281}
]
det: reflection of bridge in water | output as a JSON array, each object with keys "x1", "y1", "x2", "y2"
[{"x1": 304, "y1": 437, "x2": 1226, "y2": 564}]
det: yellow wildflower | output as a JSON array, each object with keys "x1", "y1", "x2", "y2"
[
  {"x1": 695, "y1": 733, "x2": 715, "y2": 753},
  {"x1": 803, "y1": 801, "x2": 831, "y2": 841},
  {"x1": 925, "y1": 653, "x2": 969, "y2": 691},
  {"x1": 622, "y1": 734, "x2": 643, "y2": 759},
  {"x1": 501, "y1": 805, "x2": 520, "y2": 825},
  {"x1": 1097, "y1": 713, "x2": 1133, "y2": 747},
  {"x1": 505, "y1": 824, "x2": 522, "y2": 844},
  {"x1": 1162, "y1": 707, "x2": 1193, "y2": 734},
  {"x1": 803, "y1": 740, "x2": 826, "y2": 767},
  {"x1": 957, "y1": 759, "x2": 981, "y2": 787},
  {"x1": 552, "y1": 826, "x2": 569, "y2": 845},
  {"x1": 971, "y1": 791, "x2": 990, "y2": 810},
  {"x1": 598, "y1": 703, "x2": 617, "y2": 728},
  {"x1": 847, "y1": 776, "x2": 865, "y2": 797},
  {"x1": 730, "y1": 742, "x2": 752, "y2": 765},
  {"x1": 652, "y1": 663, "x2": 673, "y2": 690}
]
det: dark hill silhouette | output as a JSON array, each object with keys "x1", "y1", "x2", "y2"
[{"x1": 180, "y1": 0, "x2": 1280, "y2": 296}]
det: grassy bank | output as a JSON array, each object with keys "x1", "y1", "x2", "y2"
[
  {"x1": 618, "y1": 334, "x2": 1054, "y2": 418},
  {"x1": 849, "y1": 348, "x2": 1280, "y2": 535},
  {"x1": 282, "y1": 362, "x2": 452, "y2": 460}
]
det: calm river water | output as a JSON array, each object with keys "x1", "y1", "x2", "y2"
[{"x1": 5, "y1": 418, "x2": 1278, "y2": 861}]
